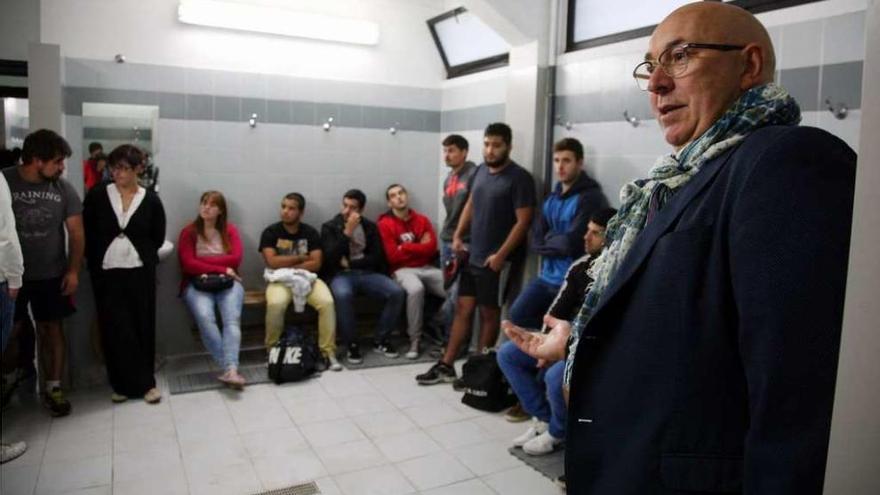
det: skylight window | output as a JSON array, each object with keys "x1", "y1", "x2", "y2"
[{"x1": 428, "y1": 7, "x2": 509, "y2": 79}]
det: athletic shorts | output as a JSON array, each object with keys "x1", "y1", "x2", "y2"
[
  {"x1": 13, "y1": 277, "x2": 76, "y2": 323},
  {"x1": 458, "y1": 264, "x2": 511, "y2": 308}
]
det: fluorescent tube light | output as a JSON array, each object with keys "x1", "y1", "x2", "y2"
[{"x1": 178, "y1": 0, "x2": 380, "y2": 45}]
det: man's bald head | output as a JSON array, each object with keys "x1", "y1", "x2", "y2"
[
  {"x1": 645, "y1": 2, "x2": 777, "y2": 148},
  {"x1": 662, "y1": 2, "x2": 775, "y2": 81}
]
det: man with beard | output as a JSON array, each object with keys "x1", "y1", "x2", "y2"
[
  {"x1": 3, "y1": 129, "x2": 84, "y2": 417},
  {"x1": 417, "y1": 122, "x2": 536, "y2": 385}
]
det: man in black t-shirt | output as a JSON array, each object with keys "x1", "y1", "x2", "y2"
[
  {"x1": 260, "y1": 193, "x2": 340, "y2": 371},
  {"x1": 417, "y1": 122, "x2": 536, "y2": 385}
]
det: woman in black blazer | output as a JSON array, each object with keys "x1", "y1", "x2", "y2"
[{"x1": 83, "y1": 145, "x2": 166, "y2": 404}]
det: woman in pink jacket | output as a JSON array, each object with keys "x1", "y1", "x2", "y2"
[{"x1": 178, "y1": 191, "x2": 246, "y2": 388}]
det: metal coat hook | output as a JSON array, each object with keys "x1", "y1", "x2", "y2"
[
  {"x1": 389, "y1": 121, "x2": 400, "y2": 135},
  {"x1": 323, "y1": 116, "x2": 334, "y2": 131},
  {"x1": 555, "y1": 116, "x2": 573, "y2": 131},
  {"x1": 824, "y1": 98, "x2": 848, "y2": 120},
  {"x1": 623, "y1": 110, "x2": 640, "y2": 127},
  {"x1": 248, "y1": 113, "x2": 258, "y2": 128}
]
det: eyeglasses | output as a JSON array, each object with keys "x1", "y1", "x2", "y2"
[{"x1": 633, "y1": 42, "x2": 745, "y2": 91}]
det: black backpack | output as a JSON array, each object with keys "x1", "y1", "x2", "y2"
[
  {"x1": 460, "y1": 349, "x2": 517, "y2": 412},
  {"x1": 267, "y1": 326, "x2": 320, "y2": 384}
]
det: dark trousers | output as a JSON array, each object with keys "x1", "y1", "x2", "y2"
[{"x1": 92, "y1": 266, "x2": 157, "y2": 397}]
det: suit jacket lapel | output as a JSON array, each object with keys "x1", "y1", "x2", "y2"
[{"x1": 588, "y1": 150, "x2": 735, "y2": 327}]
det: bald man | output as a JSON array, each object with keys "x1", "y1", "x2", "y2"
[{"x1": 561, "y1": 3, "x2": 856, "y2": 494}]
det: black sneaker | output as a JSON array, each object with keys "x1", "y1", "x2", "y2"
[
  {"x1": 43, "y1": 387, "x2": 72, "y2": 417},
  {"x1": 346, "y1": 343, "x2": 363, "y2": 364},
  {"x1": 452, "y1": 377, "x2": 466, "y2": 391},
  {"x1": 416, "y1": 361, "x2": 457, "y2": 385},
  {"x1": 373, "y1": 339, "x2": 399, "y2": 358}
]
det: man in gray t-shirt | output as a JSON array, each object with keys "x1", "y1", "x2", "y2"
[
  {"x1": 3, "y1": 129, "x2": 83, "y2": 417},
  {"x1": 417, "y1": 123, "x2": 536, "y2": 386}
]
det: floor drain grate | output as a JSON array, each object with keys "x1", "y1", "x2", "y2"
[{"x1": 251, "y1": 481, "x2": 320, "y2": 495}]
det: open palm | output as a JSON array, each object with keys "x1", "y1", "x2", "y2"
[{"x1": 502, "y1": 315, "x2": 571, "y2": 363}]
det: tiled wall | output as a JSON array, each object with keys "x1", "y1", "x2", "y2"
[
  {"x1": 60, "y1": 58, "x2": 453, "y2": 369},
  {"x1": 554, "y1": 9, "x2": 866, "y2": 206}
]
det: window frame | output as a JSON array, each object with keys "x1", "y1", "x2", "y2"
[
  {"x1": 565, "y1": 0, "x2": 824, "y2": 52},
  {"x1": 427, "y1": 7, "x2": 510, "y2": 79}
]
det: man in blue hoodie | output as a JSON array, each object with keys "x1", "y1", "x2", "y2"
[{"x1": 508, "y1": 138, "x2": 608, "y2": 331}]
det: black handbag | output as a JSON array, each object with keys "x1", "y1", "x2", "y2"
[
  {"x1": 460, "y1": 349, "x2": 517, "y2": 412},
  {"x1": 191, "y1": 273, "x2": 234, "y2": 292}
]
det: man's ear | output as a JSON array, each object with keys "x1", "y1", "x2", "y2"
[{"x1": 740, "y1": 43, "x2": 766, "y2": 90}]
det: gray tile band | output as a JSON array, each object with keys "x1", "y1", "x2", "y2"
[
  {"x1": 556, "y1": 61, "x2": 863, "y2": 124},
  {"x1": 83, "y1": 127, "x2": 153, "y2": 141},
  {"x1": 63, "y1": 86, "x2": 444, "y2": 133}
]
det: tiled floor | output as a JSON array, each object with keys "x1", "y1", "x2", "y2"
[{"x1": 1, "y1": 361, "x2": 560, "y2": 495}]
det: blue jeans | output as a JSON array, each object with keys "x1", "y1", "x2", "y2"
[
  {"x1": 497, "y1": 340, "x2": 567, "y2": 438},
  {"x1": 1, "y1": 281, "x2": 13, "y2": 353},
  {"x1": 329, "y1": 270, "x2": 405, "y2": 345},
  {"x1": 183, "y1": 281, "x2": 244, "y2": 370},
  {"x1": 439, "y1": 242, "x2": 458, "y2": 341},
  {"x1": 508, "y1": 278, "x2": 561, "y2": 330}
]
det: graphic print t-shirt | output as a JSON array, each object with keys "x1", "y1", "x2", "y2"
[
  {"x1": 259, "y1": 221, "x2": 321, "y2": 257},
  {"x1": 2, "y1": 168, "x2": 83, "y2": 281}
]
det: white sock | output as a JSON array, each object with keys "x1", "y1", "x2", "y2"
[{"x1": 46, "y1": 380, "x2": 61, "y2": 390}]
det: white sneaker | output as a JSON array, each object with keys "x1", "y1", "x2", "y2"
[
  {"x1": 405, "y1": 342, "x2": 419, "y2": 360},
  {"x1": 512, "y1": 419, "x2": 548, "y2": 447},
  {"x1": 523, "y1": 430, "x2": 563, "y2": 455},
  {"x1": 0, "y1": 441, "x2": 27, "y2": 464},
  {"x1": 328, "y1": 355, "x2": 343, "y2": 371}
]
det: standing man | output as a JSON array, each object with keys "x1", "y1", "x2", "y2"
[
  {"x1": 0, "y1": 171, "x2": 26, "y2": 462},
  {"x1": 564, "y1": 3, "x2": 857, "y2": 494},
  {"x1": 417, "y1": 122, "x2": 536, "y2": 385},
  {"x1": 321, "y1": 189, "x2": 405, "y2": 363},
  {"x1": 508, "y1": 137, "x2": 608, "y2": 331},
  {"x1": 377, "y1": 184, "x2": 445, "y2": 359},
  {"x1": 83, "y1": 142, "x2": 104, "y2": 191},
  {"x1": 261, "y1": 193, "x2": 341, "y2": 371},
  {"x1": 437, "y1": 135, "x2": 477, "y2": 345},
  {"x1": 3, "y1": 129, "x2": 84, "y2": 417}
]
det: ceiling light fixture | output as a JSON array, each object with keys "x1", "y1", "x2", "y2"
[{"x1": 178, "y1": 0, "x2": 380, "y2": 46}]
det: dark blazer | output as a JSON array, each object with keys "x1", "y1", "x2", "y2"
[
  {"x1": 83, "y1": 182, "x2": 166, "y2": 270},
  {"x1": 565, "y1": 126, "x2": 856, "y2": 495},
  {"x1": 319, "y1": 214, "x2": 387, "y2": 280}
]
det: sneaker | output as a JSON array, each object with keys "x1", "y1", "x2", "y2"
[
  {"x1": 523, "y1": 430, "x2": 563, "y2": 455},
  {"x1": 373, "y1": 339, "x2": 399, "y2": 358},
  {"x1": 43, "y1": 387, "x2": 71, "y2": 417},
  {"x1": 0, "y1": 441, "x2": 27, "y2": 464},
  {"x1": 504, "y1": 402, "x2": 531, "y2": 422},
  {"x1": 416, "y1": 361, "x2": 457, "y2": 385},
  {"x1": 555, "y1": 475, "x2": 567, "y2": 491},
  {"x1": 327, "y1": 354, "x2": 343, "y2": 371},
  {"x1": 346, "y1": 343, "x2": 363, "y2": 364},
  {"x1": 452, "y1": 377, "x2": 466, "y2": 391},
  {"x1": 143, "y1": 388, "x2": 162, "y2": 404},
  {"x1": 512, "y1": 419, "x2": 548, "y2": 447},
  {"x1": 111, "y1": 393, "x2": 128, "y2": 403},
  {"x1": 405, "y1": 341, "x2": 419, "y2": 360}
]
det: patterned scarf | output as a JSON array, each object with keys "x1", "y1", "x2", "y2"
[{"x1": 563, "y1": 83, "x2": 801, "y2": 386}]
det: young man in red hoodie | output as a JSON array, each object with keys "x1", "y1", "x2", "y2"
[{"x1": 377, "y1": 184, "x2": 445, "y2": 359}]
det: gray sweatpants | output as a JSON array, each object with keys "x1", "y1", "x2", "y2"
[{"x1": 392, "y1": 266, "x2": 446, "y2": 344}]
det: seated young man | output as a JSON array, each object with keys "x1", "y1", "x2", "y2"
[
  {"x1": 377, "y1": 184, "x2": 445, "y2": 359},
  {"x1": 321, "y1": 189, "x2": 405, "y2": 363},
  {"x1": 497, "y1": 208, "x2": 616, "y2": 455},
  {"x1": 261, "y1": 193, "x2": 341, "y2": 371}
]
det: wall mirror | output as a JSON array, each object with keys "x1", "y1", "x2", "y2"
[{"x1": 81, "y1": 102, "x2": 160, "y2": 192}]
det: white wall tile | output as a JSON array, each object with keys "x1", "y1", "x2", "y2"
[
  {"x1": 779, "y1": 20, "x2": 824, "y2": 69},
  {"x1": 823, "y1": 12, "x2": 866, "y2": 65}
]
